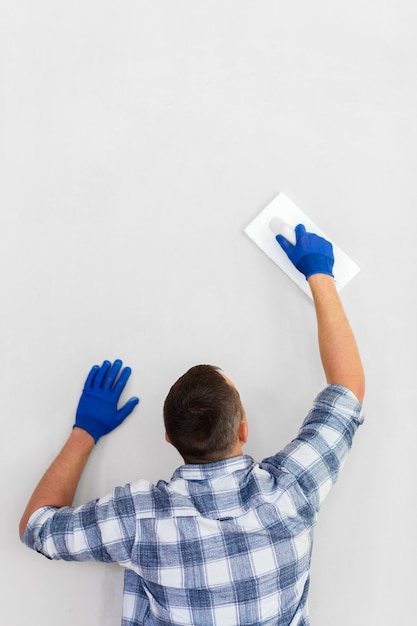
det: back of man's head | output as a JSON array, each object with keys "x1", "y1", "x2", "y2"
[{"x1": 163, "y1": 364, "x2": 244, "y2": 464}]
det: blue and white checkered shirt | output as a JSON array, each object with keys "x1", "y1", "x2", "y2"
[{"x1": 23, "y1": 385, "x2": 364, "y2": 625}]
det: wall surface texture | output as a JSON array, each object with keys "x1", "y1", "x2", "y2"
[{"x1": 2, "y1": 2, "x2": 416, "y2": 624}]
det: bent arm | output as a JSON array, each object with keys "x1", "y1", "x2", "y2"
[
  {"x1": 308, "y1": 274, "x2": 365, "y2": 403},
  {"x1": 19, "y1": 359, "x2": 139, "y2": 540},
  {"x1": 19, "y1": 428, "x2": 94, "y2": 538}
]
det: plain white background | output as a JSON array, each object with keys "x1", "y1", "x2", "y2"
[{"x1": 2, "y1": 1, "x2": 416, "y2": 624}]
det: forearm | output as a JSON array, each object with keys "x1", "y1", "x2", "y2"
[
  {"x1": 19, "y1": 427, "x2": 94, "y2": 537},
  {"x1": 308, "y1": 274, "x2": 365, "y2": 403}
]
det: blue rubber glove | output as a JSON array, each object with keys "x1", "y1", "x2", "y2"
[
  {"x1": 74, "y1": 360, "x2": 139, "y2": 443},
  {"x1": 276, "y1": 223, "x2": 334, "y2": 280}
]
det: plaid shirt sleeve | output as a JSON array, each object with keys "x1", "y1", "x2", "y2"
[
  {"x1": 261, "y1": 384, "x2": 364, "y2": 512},
  {"x1": 22, "y1": 483, "x2": 138, "y2": 564}
]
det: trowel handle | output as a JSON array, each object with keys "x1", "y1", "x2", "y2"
[{"x1": 268, "y1": 217, "x2": 296, "y2": 246}]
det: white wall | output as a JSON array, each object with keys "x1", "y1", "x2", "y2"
[{"x1": 2, "y1": 1, "x2": 416, "y2": 624}]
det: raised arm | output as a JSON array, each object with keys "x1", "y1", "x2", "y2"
[
  {"x1": 19, "y1": 359, "x2": 139, "y2": 538},
  {"x1": 307, "y1": 274, "x2": 364, "y2": 402},
  {"x1": 277, "y1": 224, "x2": 365, "y2": 403},
  {"x1": 19, "y1": 427, "x2": 95, "y2": 537}
]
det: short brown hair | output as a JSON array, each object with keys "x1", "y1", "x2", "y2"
[{"x1": 163, "y1": 365, "x2": 244, "y2": 463}]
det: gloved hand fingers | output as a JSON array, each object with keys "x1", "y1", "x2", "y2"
[
  {"x1": 117, "y1": 396, "x2": 140, "y2": 422},
  {"x1": 93, "y1": 360, "x2": 112, "y2": 388},
  {"x1": 294, "y1": 223, "x2": 307, "y2": 241},
  {"x1": 112, "y1": 365, "x2": 132, "y2": 398},
  {"x1": 276, "y1": 234, "x2": 294, "y2": 253},
  {"x1": 102, "y1": 359, "x2": 123, "y2": 390},
  {"x1": 84, "y1": 364, "x2": 100, "y2": 389}
]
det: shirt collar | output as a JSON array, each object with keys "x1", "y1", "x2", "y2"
[{"x1": 171, "y1": 454, "x2": 254, "y2": 481}]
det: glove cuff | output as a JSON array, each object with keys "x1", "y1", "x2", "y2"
[
  {"x1": 296, "y1": 254, "x2": 334, "y2": 280},
  {"x1": 73, "y1": 416, "x2": 107, "y2": 444}
]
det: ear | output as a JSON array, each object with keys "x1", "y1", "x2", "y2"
[
  {"x1": 238, "y1": 420, "x2": 248, "y2": 444},
  {"x1": 165, "y1": 432, "x2": 172, "y2": 445}
]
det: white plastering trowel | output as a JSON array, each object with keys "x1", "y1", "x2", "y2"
[{"x1": 244, "y1": 193, "x2": 360, "y2": 299}]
